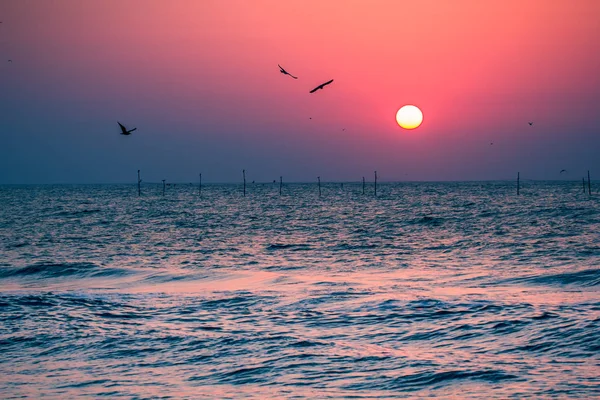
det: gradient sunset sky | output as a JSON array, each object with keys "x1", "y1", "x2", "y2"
[{"x1": 1, "y1": 0, "x2": 599, "y2": 183}]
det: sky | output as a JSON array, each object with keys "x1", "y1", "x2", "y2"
[{"x1": 0, "y1": 0, "x2": 599, "y2": 184}]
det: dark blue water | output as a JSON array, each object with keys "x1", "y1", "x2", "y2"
[{"x1": 1, "y1": 182, "x2": 599, "y2": 398}]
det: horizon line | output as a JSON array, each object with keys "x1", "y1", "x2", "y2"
[{"x1": 0, "y1": 178, "x2": 594, "y2": 186}]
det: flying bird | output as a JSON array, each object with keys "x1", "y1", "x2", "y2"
[
  {"x1": 309, "y1": 79, "x2": 334, "y2": 93},
  {"x1": 278, "y1": 64, "x2": 297, "y2": 79},
  {"x1": 7, "y1": 60, "x2": 12, "y2": 62},
  {"x1": 528, "y1": 122, "x2": 533, "y2": 126},
  {"x1": 560, "y1": 169, "x2": 567, "y2": 174},
  {"x1": 118, "y1": 122, "x2": 137, "y2": 135}
]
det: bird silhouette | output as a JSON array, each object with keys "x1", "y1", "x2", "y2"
[
  {"x1": 309, "y1": 79, "x2": 334, "y2": 93},
  {"x1": 7, "y1": 60, "x2": 12, "y2": 63},
  {"x1": 118, "y1": 122, "x2": 137, "y2": 135},
  {"x1": 278, "y1": 64, "x2": 298, "y2": 79},
  {"x1": 528, "y1": 122, "x2": 533, "y2": 126},
  {"x1": 560, "y1": 169, "x2": 567, "y2": 174}
]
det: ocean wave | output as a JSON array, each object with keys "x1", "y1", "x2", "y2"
[
  {"x1": 54, "y1": 208, "x2": 103, "y2": 217},
  {"x1": 387, "y1": 369, "x2": 519, "y2": 390},
  {"x1": 266, "y1": 243, "x2": 312, "y2": 251},
  {"x1": 508, "y1": 268, "x2": 600, "y2": 287},
  {"x1": 0, "y1": 262, "x2": 131, "y2": 279},
  {"x1": 409, "y1": 215, "x2": 446, "y2": 226}
]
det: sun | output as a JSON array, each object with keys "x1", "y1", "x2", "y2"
[{"x1": 396, "y1": 105, "x2": 423, "y2": 129}]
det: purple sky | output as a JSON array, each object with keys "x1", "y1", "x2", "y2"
[{"x1": 1, "y1": 0, "x2": 599, "y2": 184}]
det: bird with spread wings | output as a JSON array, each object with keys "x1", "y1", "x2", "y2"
[
  {"x1": 309, "y1": 79, "x2": 334, "y2": 93},
  {"x1": 118, "y1": 122, "x2": 137, "y2": 135},
  {"x1": 278, "y1": 64, "x2": 298, "y2": 79}
]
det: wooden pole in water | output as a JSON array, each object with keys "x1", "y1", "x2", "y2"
[
  {"x1": 199, "y1": 173, "x2": 202, "y2": 196},
  {"x1": 162, "y1": 179, "x2": 166, "y2": 196},
  {"x1": 243, "y1": 169, "x2": 246, "y2": 197},
  {"x1": 517, "y1": 172, "x2": 520, "y2": 195},
  {"x1": 318, "y1": 176, "x2": 321, "y2": 197},
  {"x1": 137, "y1": 170, "x2": 141, "y2": 196},
  {"x1": 588, "y1": 170, "x2": 592, "y2": 195},
  {"x1": 362, "y1": 176, "x2": 365, "y2": 195},
  {"x1": 279, "y1": 176, "x2": 282, "y2": 195},
  {"x1": 374, "y1": 171, "x2": 378, "y2": 196}
]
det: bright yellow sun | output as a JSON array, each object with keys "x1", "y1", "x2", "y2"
[{"x1": 396, "y1": 105, "x2": 423, "y2": 129}]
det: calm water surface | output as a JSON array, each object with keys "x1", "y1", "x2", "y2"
[{"x1": 1, "y1": 182, "x2": 599, "y2": 398}]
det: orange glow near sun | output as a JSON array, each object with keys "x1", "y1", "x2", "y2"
[{"x1": 396, "y1": 105, "x2": 423, "y2": 130}]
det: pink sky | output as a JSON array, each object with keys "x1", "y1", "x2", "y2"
[{"x1": 1, "y1": 0, "x2": 599, "y2": 183}]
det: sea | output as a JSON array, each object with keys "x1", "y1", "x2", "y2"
[{"x1": 1, "y1": 182, "x2": 599, "y2": 399}]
